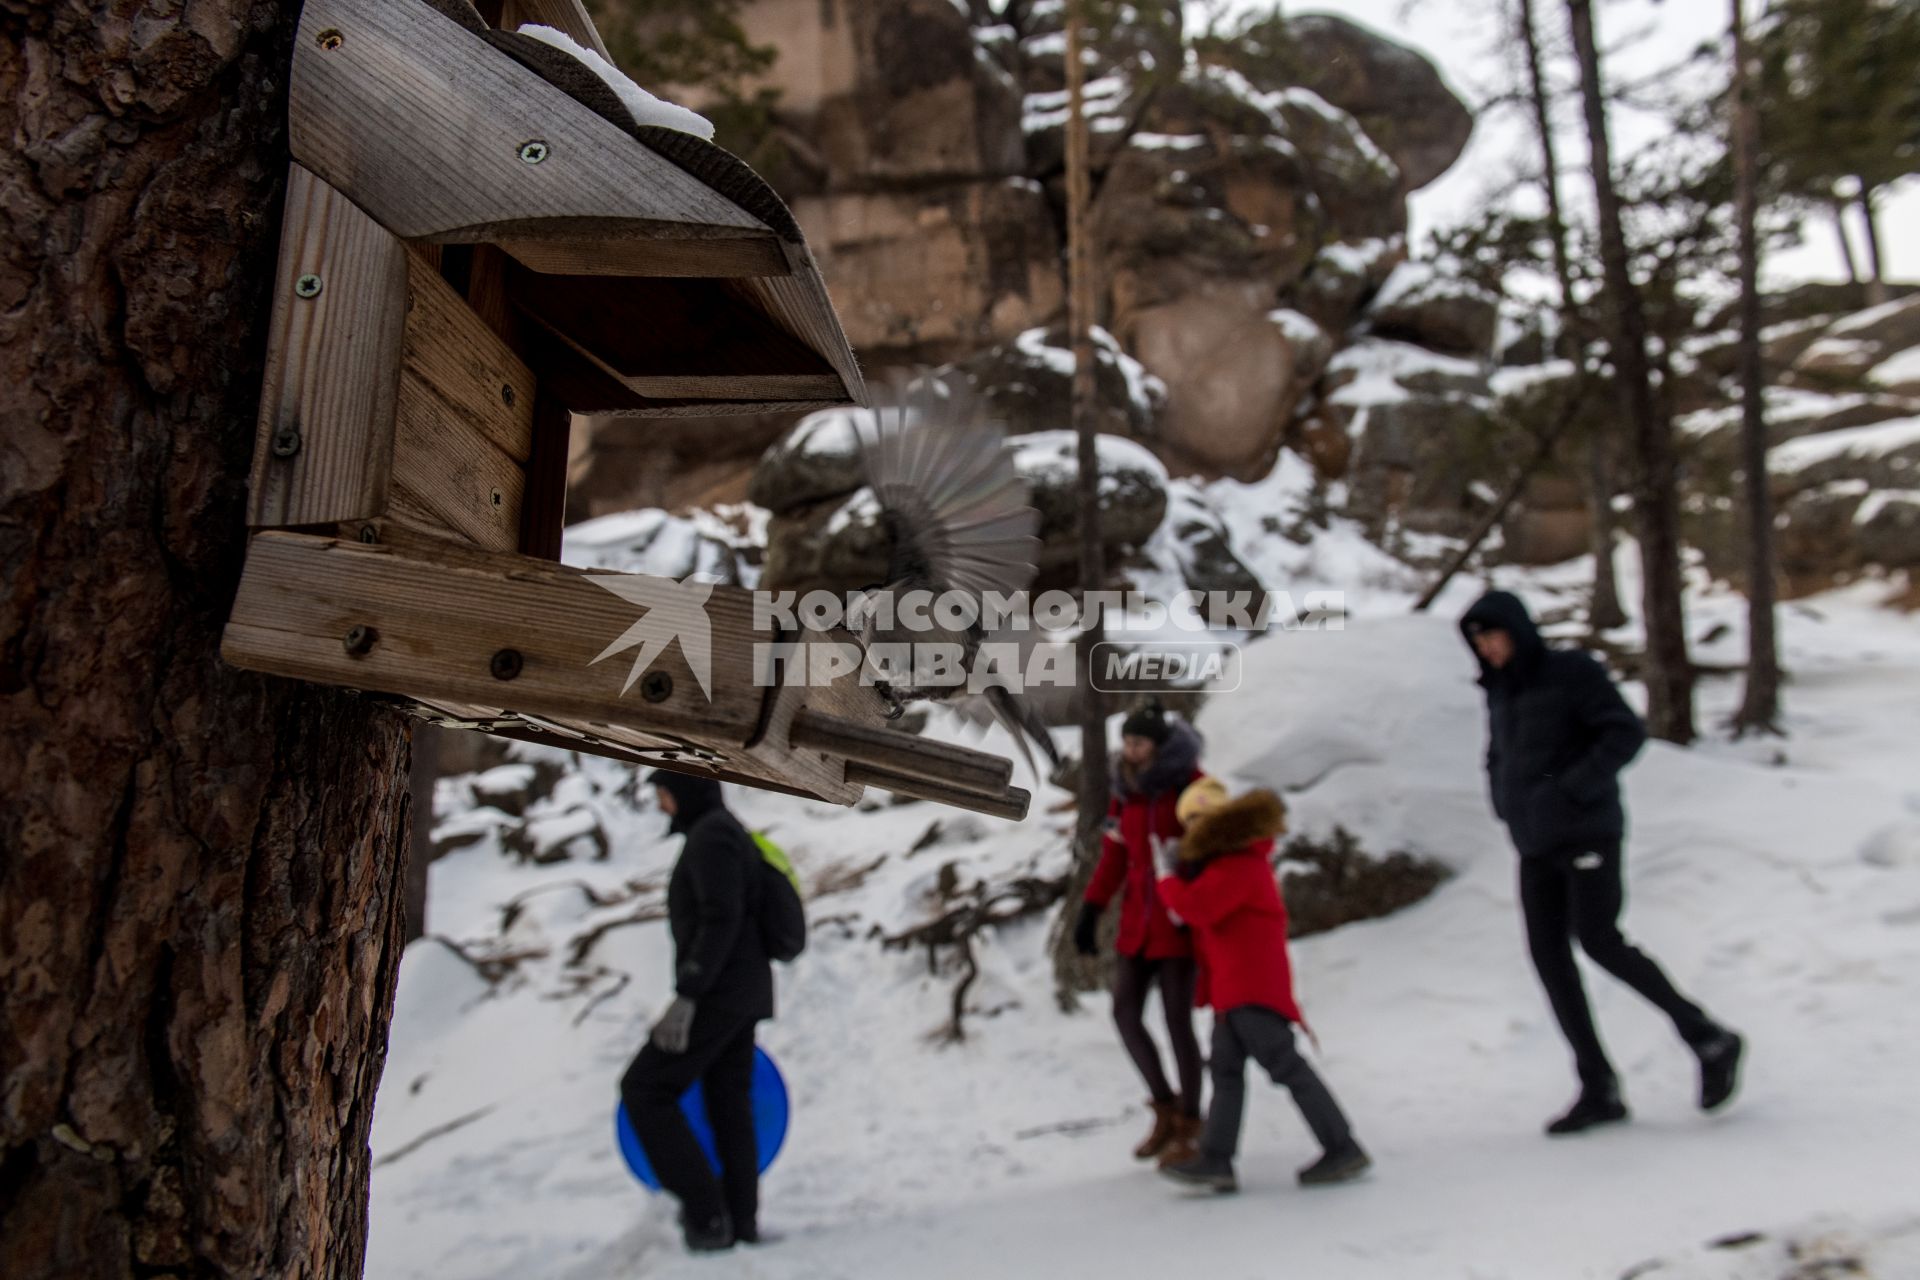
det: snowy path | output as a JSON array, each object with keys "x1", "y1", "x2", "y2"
[{"x1": 368, "y1": 580, "x2": 1920, "y2": 1280}]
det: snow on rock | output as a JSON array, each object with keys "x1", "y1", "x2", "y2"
[
  {"x1": 562, "y1": 507, "x2": 754, "y2": 585},
  {"x1": 517, "y1": 26, "x2": 714, "y2": 140},
  {"x1": 1326, "y1": 338, "x2": 1489, "y2": 414},
  {"x1": 747, "y1": 408, "x2": 876, "y2": 517},
  {"x1": 1769, "y1": 416, "x2": 1920, "y2": 483},
  {"x1": 1869, "y1": 345, "x2": 1920, "y2": 395},
  {"x1": 1366, "y1": 261, "x2": 1501, "y2": 357}
]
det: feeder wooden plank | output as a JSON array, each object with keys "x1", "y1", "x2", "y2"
[
  {"x1": 389, "y1": 421, "x2": 523, "y2": 553},
  {"x1": 500, "y1": 235, "x2": 790, "y2": 279},
  {"x1": 402, "y1": 254, "x2": 535, "y2": 463},
  {"x1": 249, "y1": 164, "x2": 407, "y2": 528},
  {"x1": 222, "y1": 532, "x2": 764, "y2": 742},
  {"x1": 518, "y1": 393, "x2": 571, "y2": 560},
  {"x1": 292, "y1": 0, "x2": 771, "y2": 244},
  {"x1": 725, "y1": 240, "x2": 871, "y2": 407}
]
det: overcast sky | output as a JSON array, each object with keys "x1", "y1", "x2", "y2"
[{"x1": 1191, "y1": 0, "x2": 1919, "y2": 287}]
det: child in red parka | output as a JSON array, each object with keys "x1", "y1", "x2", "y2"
[
  {"x1": 1154, "y1": 780, "x2": 1370, "y2": 1194},
  {"x1": 1073, "y1": 700, "x2": 1206, "y2": 1166}
]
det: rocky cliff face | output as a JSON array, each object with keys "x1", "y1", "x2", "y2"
[{"x1": 567, "y1": 0, "x2": 1479, "y2": 537}]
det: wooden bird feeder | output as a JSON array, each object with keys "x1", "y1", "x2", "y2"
[{"x1": 220, "y1": 0, "x2": 1031, "y2": 820}]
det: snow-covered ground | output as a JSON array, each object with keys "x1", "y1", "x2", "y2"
[{"x1": 367, "y1": 491, "x2": 1920, "y2": 1278}]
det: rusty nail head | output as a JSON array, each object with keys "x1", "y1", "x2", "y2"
[
  {"x1": 641, "y1": 671, "x2": 673, "y2": 703},
  {"x1": 490, "y1": 648, "x2": 524, "y2": 680},
  {"x1": 316, "y1": 28, "x2": 344, "y2": 50},
  {"x1": 343, "y1": 625, "x2": 377, "y2": 657},
  {"x1": 294, "y1": 274, "x2": 322, "y2": 299},
  {"x1": 518, "y1": 140, "x2": 549, "y2": 165},
  {"x1": 270, "y1": 428, "x2": 301, "y2": 458}
]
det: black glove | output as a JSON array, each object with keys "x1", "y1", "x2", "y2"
[{"x1": 1073, "y1": 902, "x2": 1101, "y2": 957}]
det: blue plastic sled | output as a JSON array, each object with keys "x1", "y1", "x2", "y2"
[{"x1": 615, "y1": 1046, "x2": 789, "y2": 1191}]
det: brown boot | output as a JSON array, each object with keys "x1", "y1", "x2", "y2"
[
  {"x1": 1156, "y1": 1113, "x2": 1204, "y2": 1169},
  {"x1": 1132, "y1": 1101, "x2": 1178, "y2": 1161}
]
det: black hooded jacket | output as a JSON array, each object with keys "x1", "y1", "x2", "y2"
[
  {"x1": 650, "y1": 772, "x2": 774, "y2": 1020},
  {"x1": 1460, "y1": 591, "x2": 1647, "y2": 858}
]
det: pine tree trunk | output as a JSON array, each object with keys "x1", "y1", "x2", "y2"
[
  {"x1": 0, "y1": 5, "x2": 414, "y2": 1276},
  {"x1": 1729, "y1": 0, "x2": 1783, "y2": 735},
  {"x1": 1566, "y1": 0, "x2": 1696, "y2": 744},
  {"x1": 1831, "y1": 199, "x2": 1862, "y2": 289},
  {"x1": 1519, "y1": 0, "x2": 1625, "y2": 634},
  {"x1": 1857, "y1": 181, "x2": 1889, "y2": 305},
  {"x1": 1055, "y1": 0, "x2": 1113, "y2": 998}
]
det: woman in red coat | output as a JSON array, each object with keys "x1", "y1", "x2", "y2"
[
  {"x1": 1072, "y1": 700, "x2": 1205, "y2": 1165},
  {"x1": 1154, "y1": 782, "x2": 1370, "y2": 1194}
]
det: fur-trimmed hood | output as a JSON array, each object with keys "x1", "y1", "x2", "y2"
[
  {"x1": 1112, "y1": 718, "x2": 1204, "y2": 799},
  {"x1": 1179, "y1": 788, "x2": 1287, "y2": 867}
]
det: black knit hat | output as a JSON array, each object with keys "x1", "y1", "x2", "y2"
[{"x1": 1120, "y1": 697, "x2": 1171, "y2": 744}]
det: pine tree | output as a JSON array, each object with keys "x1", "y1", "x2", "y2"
[
  {"x1": 1757, "y1": 0, "x2": 1920, "y2": 302},
  {"x1": 1566, "y1": 0, "x2": 1697, "y2": 744}
]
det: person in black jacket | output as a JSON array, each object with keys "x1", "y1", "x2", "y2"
[
  {"x1": 1460, "y1": 591, "x2": 1743, "y2": 1136},
  {"x1": 620, "y1": 771, "x2": 772, "y2": 1253}
]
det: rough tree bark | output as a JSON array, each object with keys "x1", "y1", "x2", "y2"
[
  {"x1": 1566, "y1": 0, "x2": 1696, "y2": 743},
  {"x1": 1729, "y1": 0, "x2": 1783, "y2": 735},
  {"x1": 0, "y1": 4, "x2": 414, "y2": 1277},
  {"x1": 1054, "y1": 0, "x2": 1113, "y2": 998},
  {"x1": 1517, "y1": 0, "x2": 1624, "y2": 634}
]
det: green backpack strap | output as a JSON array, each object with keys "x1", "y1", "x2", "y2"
[{"x1": 752, "y1": 831, "x2": 802, "y2": 895}]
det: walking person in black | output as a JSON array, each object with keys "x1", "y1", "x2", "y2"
[
  {"x1": 620, "y1": 771, "x2": 771, "y2": 1253},
  {"x1": 1461, "y1": 591, "x2": 1744, "y2": 1135}
]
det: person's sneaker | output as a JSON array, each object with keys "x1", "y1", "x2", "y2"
[
  {"x1": 1696, "y1": 1029, "x2": 1745, "y2": 1112},
  {"x1": 681, "y1": 1209, "x2": 734, "y2": 1253},
  {"x1": 1158, "y1": 1151, "x2": 1238, "y2": 1194},
  {"x1": 1545, "y1": 1087, "x2": 1629, "y2": 1137},
  {"x1": 1296, "y1": 1143, "x2": 1371, "y2": 1186}
]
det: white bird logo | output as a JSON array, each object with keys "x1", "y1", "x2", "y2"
[{"x1": 586, "y1": 574, "x2": 716, "y2": 701}]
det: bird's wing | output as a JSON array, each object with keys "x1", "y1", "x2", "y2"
[{"x1": 861, "y1": 374, "x2": 1040, "y2": 599}]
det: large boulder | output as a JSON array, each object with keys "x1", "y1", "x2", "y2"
[
  {"x1": 794, "y1": 179, "x2": 1064, "y2": 361},
  {"x1": 1253, "y1": 13, "x2": 1473, "y2": 193},
  {"x1": 748, "y1": 408, "x2": 870, "y2": 516},
  {"x1": 1291, "y1": 236, "x2": 1406, "y2": 332},
  {"x1": 1009, "y1": 431, "x2": 1171, "y2": 570},
  {"x1": 1154, "y1": 480, "x2": 1265, "y2": 602},
  {"x1": 1124, "y1": 283, "x2": 1313, "y2": 479},
  {"x1": 731, "y1": 0, "x2": 1025, "y2": 188},
  {"x1": 1325, "y1": 339, "x2": 1499, "y2": 533},
  {"x1": 945, "y1": 326, "x2": 1168, "y2": 441},
  {"x1": 1366, "y1": 262, "x2": 1500, "y2": 358}
]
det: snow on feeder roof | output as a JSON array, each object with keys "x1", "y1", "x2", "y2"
[{"x1": 222, "y1": 0, "x2": 1029, "y2": 820}]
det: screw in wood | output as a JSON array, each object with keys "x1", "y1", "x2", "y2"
[
  {"x1": 269, "y1": 428, "x2": 301, "y2": 458},
  {"x1": 490, "y1": 648, "x2": 524, "y2": 681},
  {"x1": 518, "y1": 140, "x2": 550, "y2": 165},
  {"x1": 501, "y1": 383, "x2": 516, "y2": 408},
  {"x1": 641, "y1": 671, "x2": 673, "y2": 703},
  {"x1": 357, "y1": 524, "x2": 378, "y2": 544},
  {"x1": 490, "y1": 488, "x2": 503, "y2": 508},
  {"x1": 316, "y1": 28, "x2": 344, "y2": 50},
  {"x1": 343, "y1": 625, "x2": 378, "y2": 657},
  {"x1": 294, "y1": 274, "x2": 323, "y2": 299}
]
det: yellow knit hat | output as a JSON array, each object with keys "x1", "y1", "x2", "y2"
[{"x1": 1175, "y1": 777, "x2": 1230, "y2": 827}]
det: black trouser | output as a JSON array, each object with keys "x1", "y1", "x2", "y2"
[
  {"x1": 621, "y1": 1006, "x2": 760, "y2": 1234},
  {"x1": 1518, "y1": 843, "x2": 1719, "y2": 1093},
  {"x1": 1112, "y1": 953, "x2": 1203, "y2": 1116},
  {"x1": 1201, "y1": 1005, "x2": 1354, "y2": 1161}
]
